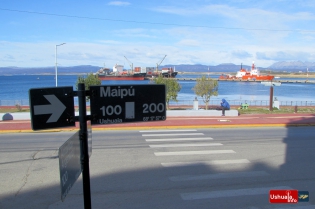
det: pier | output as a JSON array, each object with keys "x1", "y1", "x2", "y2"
[{"x1": 174, "y1": 78, "x2": 315, "y2": 84}]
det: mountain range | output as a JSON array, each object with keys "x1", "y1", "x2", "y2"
[
  {"x1": 0, "y1": 61, "x2": 314, "y2": 75},
  {"x1": 269, "y1": 61, "x2": 315, "y2": 70}
]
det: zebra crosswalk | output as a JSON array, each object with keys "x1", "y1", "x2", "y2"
[{"x1": 140, "y1": 129, "x2": 315, "y2": 208}]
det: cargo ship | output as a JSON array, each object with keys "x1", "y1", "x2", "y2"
[
  {"x1": 96, "y1": 64, "x2": 146, "y2": 81},
  {"x1": 145, "y1": 67, "x2": 178, "y2": 78},
  {"x1": 219, "y1": 62, "x2": 274, "y2": 81},
  {"x1": 161, "y1": 67, "x2": 178, "y2": 78}
]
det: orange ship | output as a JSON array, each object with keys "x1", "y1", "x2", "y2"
[{"x1": 219, "y1": 62, "x2": 274, "y2": 81}]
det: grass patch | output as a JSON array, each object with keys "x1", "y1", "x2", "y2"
[{"x1": 238, "y1": 107, "x2": 315, "y2": 114}]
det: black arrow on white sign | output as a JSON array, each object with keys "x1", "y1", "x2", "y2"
[{"x1": 34, "y1": 95, "x2": 66, "y2": 123}]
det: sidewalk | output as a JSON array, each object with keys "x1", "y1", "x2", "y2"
[{"x1": 1, "y1": 111, "x2": 315, "y2": 133}]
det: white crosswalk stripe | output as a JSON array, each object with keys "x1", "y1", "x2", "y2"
[
  {"x1": 146, "y1": 137, "x2": 213, "y2": 142},
  {"x1": 169, "y1": 171, "x2": 269, "y2": 181},
  {"x1": 140, "y1": 129, "x2": 198, "y2": 132},
  {"x1": 155, "y1": 150, "x2": 235, "y2": 156},
  {"x1": 149, "y1": 143, "x2": 222, "y2": 148},
  {"x1": 142, "y1": 133, "x2": 204, "y2": 137},
  {"x1": 161, "y1": 159, "x2": 250, "y2": 167}
]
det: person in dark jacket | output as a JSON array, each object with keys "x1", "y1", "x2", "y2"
[{"x1": 220, "y1": 99, "x2": 230, "y2": 116}]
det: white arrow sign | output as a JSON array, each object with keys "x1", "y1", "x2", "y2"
[{"x1": 34, "y1": 95, "x2": 66, "y2": 123}]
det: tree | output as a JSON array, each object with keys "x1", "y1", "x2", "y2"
[
  {"x1": 75, "y1": 73, "x2": 101, "y2": 100},
  {"x1": 192, "y1": 75, "x2": 218, "y2": 110},
  {"x1": 151, "y1": 75, "x2": 181, "y2": 109}
]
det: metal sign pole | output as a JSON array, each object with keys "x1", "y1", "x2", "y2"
[{"x1": 78, "y1": 83, "x2": 92, "y2": 209}]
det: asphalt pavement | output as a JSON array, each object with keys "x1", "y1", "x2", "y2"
[
  {"x1": 1, "y1": 111, "x2": 315, "y2": 133},
  {"x1": 1, "y1": 112, "x2": 315, "y2": 208}
]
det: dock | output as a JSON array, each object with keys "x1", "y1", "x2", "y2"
[{"x1": 174, "y1": 78, "x2": 315, "y2": 84}]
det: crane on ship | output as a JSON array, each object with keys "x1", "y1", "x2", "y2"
[
  {"x1": 124, "y1": 56, "x2": 133, "y2": 72},
  {"x1": 156, "y1": 55, "x2": 167, "y2": 73}
]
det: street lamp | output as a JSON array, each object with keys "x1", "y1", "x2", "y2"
[{"x1": 55, "y1": 43, "x2": 66, "y2": 87}]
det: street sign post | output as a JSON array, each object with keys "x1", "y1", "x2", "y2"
[
  {"x1": 77, "y1": 83, "x2": 91, "y2": 208},
  {"x1": 29, "y1": 83, "x2": 166, "y2": 209},
  {"x1": 88, "y1": 121, "x2": 92, "y2": 158},
  {"x1": 89, "y1": 84, "x2": 166, "y2": 125},
  {"x1": 29, "y1": 87, "x2": 75, "y2": 130},
  {"x1": 58, "y1": 131, "x2": 81, "y2": 201}
]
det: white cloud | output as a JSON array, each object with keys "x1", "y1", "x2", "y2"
[
  {"x1": 108, "y1": 1, "x2": 130, "y2": 6},
  {"x1": 2, "y1": 1, "x2": 315, "y2": 69},
  {"x1": 1, "y1": 26, "x2": 315, "y2": 68},
  {"x1": 112, "y1": 28, "x2": 158, "y2": 39},
  {"x1": 1, "y1": 54, "x2": 15, "y2": 61},
  {"x1": 176, "y1": 39, "x2": 200, "y2": 47},
  {"x1": 153, "y1": 6, "x2": 195, "y2": 16},
  {"x1": 153, "y1": 3, "x2": 315, "y2": 32},
  {"x1": 231, "y1": 50, "x2": 252, "y2": 59},
  {"x1": 299, "y1": 31, "x2": 315, "y2": 41},
  {"x1": 97, "y1": 40, "x2": 123, "y2": 45}
]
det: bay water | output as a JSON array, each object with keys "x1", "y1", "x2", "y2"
[{"x1": 0, "y1": 74, "x2": 314, "y2": 106}]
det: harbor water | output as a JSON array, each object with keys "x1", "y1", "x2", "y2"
[{"x1": 0, "y1": 74, "x2": 315, "y2": 106}]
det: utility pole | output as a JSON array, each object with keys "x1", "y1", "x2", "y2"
[{"x1": 55, "y1": 43, "x2": 66, "y2": 87}]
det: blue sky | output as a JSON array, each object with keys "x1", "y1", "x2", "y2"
[{"x1": 1, "y1": 0, "x2": 315, "y2": 68}]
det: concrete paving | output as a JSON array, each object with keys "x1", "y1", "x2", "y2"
[
  {"x1": 167, "y1": 109, "x2": 239, "y2": 117},
  {"x1": 1, "y1": 109, "x2": 239, "y2": 120}
]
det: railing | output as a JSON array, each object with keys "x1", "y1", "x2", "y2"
[
  {"x1": 0, "y1": 99, "x2": 314, "y2": 107},
  {"x1": 0, "y1": 100, "x2": 30, "y2": 106}
]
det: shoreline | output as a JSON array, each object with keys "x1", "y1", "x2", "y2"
[
  {"x1": 178, "y1": 72, "x2": 315, "y2": 78},
  {"x1": 1, "y1": 72, "x2": 315, "y2": 78}
]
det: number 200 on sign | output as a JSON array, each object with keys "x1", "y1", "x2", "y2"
[
  {"x1": 99, "y1": 103, "x2": 165, "y2": 116},
  {"x1": 143, "y1": 103, "x2": 164, "y2": 113}
]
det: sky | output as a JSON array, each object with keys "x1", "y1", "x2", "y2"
[{"x1": 1, "y1": 0, "x2": 315, "y2": 68}]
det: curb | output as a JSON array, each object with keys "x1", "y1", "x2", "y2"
[{"x1": 2, "y1": 123, "x2": 315, "y2": 134}]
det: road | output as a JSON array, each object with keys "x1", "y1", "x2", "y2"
[{"x1": 1, "y1": 127, "x2": 315, "y2": 209}]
